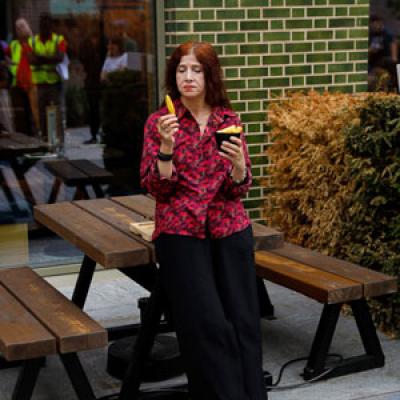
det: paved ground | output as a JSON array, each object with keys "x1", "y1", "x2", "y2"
[{"x1": 1, "y1": 269, "x2": 399, "y2": 400}]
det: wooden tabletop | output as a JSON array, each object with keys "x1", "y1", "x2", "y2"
[
  {"x1": 34, "y1": 195, "x2": 284, "y2": 269},
  {"x1": 0, "y1": 132, "x2": 48, "y2": 158}
]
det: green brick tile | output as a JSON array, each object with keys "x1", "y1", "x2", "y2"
[
  {"x1": 174, "y1": 10, "x2": 199, "y2": 19},
  {"x1": 270, "y1": 20, "x2": 284, "y2": 29},
  {"x1": 314, "y1": 65, "x2": 326, "y2": 74},
  {"x1": 225, "y1": 45, "x2": 239, "y2": 55},
  {"x1": 241, "y1": 67, "x2": 269, "y2": 77},
  {"x1": 241, "y1": 21, "x2": 268, "y2": 30},
  {"x1": 329, "y1": 18, "x2": 356, "y2": 28},
  {"x1": 329, "y1": 0, "x2": 355, "y2": 3},
  {"x1": 200, "y1": 10, "x2": 215, "y2": 19},
  {"x1": 285, "y1": 43, "x2": 312, "y2": 52},
  {"x1": 166, "y1": 22, "x2": 191, "y2": 32},
  {"x1": 263, "y1": 77, "x2": 290, "y2": 87},
  {"x1": 218, "y1": 33, "x2": 246, "y2": 43},
  {"x1": 263, "y1": 32, "x2": 290, "y2": 41},
  {"x1": 314, "y1": 42, "x2": 326, "y2": 51},
  {"x1": 349, "y1": 7, "x2": 369, "y2": 16},
  {"x1": 315, "y1": 0, "x2": 328, "y2": 4},
  {"x1": 248, "y1": 79, "x2": 261, "y2": 89},
  {"x1": 292, "y1": 8, "x2": 305, "y2": 17},
  {"x1": 248, "y1": 101, "x2": 262, "y2": 111},
  {"x1": 240, "y1": 112, "x2": 267, "y2": 122},
  {"x1": 292, "y1": 76, "x2": 305, "y2": 86},
  {"x1": 225, "y1": 79, "x2": 247, "y2": 89},
  {"x1": 292, "y1": 32, "x2": 305, "y2": 41},
  {"x1": 314, "y1": 19, "x2": 328, "y2": 28},
  {"x1": 335, "y1": 52, "x2": 348, "y2": 62},
  {"x1": 307, "y1": 53, "x2": 333, "y2": 63},
  {"x1": 271, "y1": 0, "x2": 283, "y2": 5},
  {"x1": 356, "y1": 40, "x2": 369, "y2": 49},
  {"x1": 356, "y1": 62, "x2": 368, "y2": 71},
  {"x1": 248, "y1": 9, "x2": 261, "y2": 19},
  {"x1": 307, "y1": 31, "x2": 333, "y2": 40},
  {"x1": 240, "y1": 44, "x2": 269, "y2": 54},
  {"x1": 286, "y1": 0, "x2": 313, "y2": 5},
  {"x1": 220, "y1": 56, "x2": 246, "y2": 66},
  {"x1": 240, "y1": 91, "x2": 268, "y2": 100},
  {"x1": 350, "y1": 51, "x2": 368, "y2": 61},
  {"x1": 328, "y1": 85, "x2": 354, "y2": 93},
  {"x1": 270, "y1": 67, "x2": 283, "y2": 76},
  {"x1": 285, "y1": 65, "x2": 312, "y2": 75},
  {"x1": 286, "y1": 19, "x2": 313, "y2": 29},
  {"x1": 248, "y1": 33, "x2": 261, "y2": 42},
  {"x1": 334, "y1": 75, "x2": 347, "y2": 83},
  {"x1": 263, "y1": 8, "x2": 290, "y2": 18},
  {"x1": 349, "y1": 29, "x2": 369, "y2": 38},
  {"x1": 194, "y1": 22, "x2": 223, "y2": 32},
  {"x1": 248, "y1": 55, "x2": 261, "y2": 65},
  {"x1": 225, "y1": 22, "x2": 238, "y2": 31},
  {"x1": 335, "y1": 30, "x2": 348, "y2": 39},
  {"x1": 292, "y1": 54, "x2": 305, "y2": 63},
  {"x1": 328, "y1": 41, "x2": 354, "y2": 50},
  {"x1": 355, "y1": 83, "x2": 368, "y2": 92},
  {"x1": 174, "y1": 34, "x2": 200, "y2": 42},
  {"x1": 263, "y1": 55, "x2": 290, "y2": 64},
  {"x1": 201, "y1": 34, "x2": 215, "y2": 42},
  {"x1": 307, "y1": 8, "x2": 334, "y2": 17},
  {"x1": 306, "y1": 75, "x2": 332, "y2": 85},
  {"x1": 357, "y1": 17, "x2": 369, "y2": 27},
  {"x1": 225, "y1": 0, "x2": 239, "y2": 6},
  {"x1": 247, "y1": 125, "x2": 263, "y2": 135},
  {"x1": 348, "y1": 73, "x2": 367, "y2": 82},
  {"x1": 216, "y1": 10, "x2": 244, "y2": 19},
  {"x1": 225, "y1": 68, "x2": 239, "y2": 78},
  {"x1": 193, "y1": 0, "x2": 222, "y2": 6},
  {"x1": 270, "y1": 44, "x2": 283, "y2": 53},
  {"x1": 232, "y1": 102, "x2": 246, "y2": 112},
  {"x1": 335, "y1": 7, "x2": 348, "y2": 16},
  {"x1": 241, "y1": 0, "x2": 265, "y2": 6},
  {"x1": 328, "y1": 63, "x2": 353, "y2": 72},
  {"x1": 165, "y1": 0, "x2": 190, "y2": 7}
]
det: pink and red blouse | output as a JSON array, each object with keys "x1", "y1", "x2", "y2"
[{"x1": 140, "y1": 98, "x2": 252, "y2": 241}]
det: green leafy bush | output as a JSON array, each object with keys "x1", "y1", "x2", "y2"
[{"x1": 264, "y1": 91, "x2": 400, "y2": 336}]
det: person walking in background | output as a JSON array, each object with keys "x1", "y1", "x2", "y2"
[
  {"x1": 0, "y1": 41, "x2": 14, "y2": 133},
  {"x1": 100, "y1": 37, "x2": 127, "y2": 82},
  {"x1": 7, "y1": 18, "x2": 39, "y2": 135},
  {"x1": 79, "y1": 30, "x2": 103, "y2": 144},
  {"x1": 30, "y1": 13, "x2": 66, "y2": 140},
  {"x1": 141, "y1": 41, "x2": 267, "y2": 400}
]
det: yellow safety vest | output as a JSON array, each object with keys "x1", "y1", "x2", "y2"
[
  {"x1": 9, "y1": 40, "x2": 28, "y2": 86},
  {"x1": 30, "y1": 33, "x2": 64, "y2": 85}
]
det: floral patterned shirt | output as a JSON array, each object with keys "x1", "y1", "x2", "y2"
[{"x1": 140, "y1": 98, "x2": 252, "y2": 240}]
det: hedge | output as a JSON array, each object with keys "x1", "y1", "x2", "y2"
[{"x1": 264, "y1": 91, "x2": 400, "y2": 337}]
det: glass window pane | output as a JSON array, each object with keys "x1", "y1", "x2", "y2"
[{"x1": 0, "y1": 0, "x2": 158, "y2": 269}]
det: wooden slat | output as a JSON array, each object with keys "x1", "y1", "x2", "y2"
[
  {"x1": 255, "y1": 251, "x2": 363, "y2": 304},
  {"x1": 0, "y1": 267, "x2": 107, "y2": 354},
  {"x1": 270, "y1": 243, "x2": 397, "y2": 298},
  {"x1": 113, "y1": 195, "x2": 156, "y2": 220},
  {"x1": 0, "y1": 284, "x2": 56, "y2": 361},
  {"x1": 70, "y1": 160, "x2": 113, "y2": 183},
  {"x1": 252, "y1": 222, "x2": 284, "y2": 251},
  {"x1": 44, "y1": 160, "x2": 88, "y2": 185},
  {"x1": 74, "y1": 198, "x2": 156, "y2": 261},
  {"x1": 114, "y1": 195, "x2": 284, "y2": 251},
  {"x1": 34, "y1": 202, "x2": 150, "y2": 268}
]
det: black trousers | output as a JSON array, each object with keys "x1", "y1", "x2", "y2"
[{"x1": 155, "y1": 226, "x2": 267, "y2": 400}]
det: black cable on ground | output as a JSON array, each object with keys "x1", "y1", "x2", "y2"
[{"x1": 98, "y1": 353, "x2": 345, "y2": 399}]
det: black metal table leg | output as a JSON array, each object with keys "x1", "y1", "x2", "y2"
[
  {"x1": 12, "y1": 358, "x2": 43, "y2": 400},
  {"x1": 118, "y1": 280, "x2": 165, "y2": 400},
  {"x1": 71, "y1": 255, "x2": 97, "y2": 309},
  {"x1": 257, "y1": 278, "x2": 275, "y2": 319},
  {"x1": 60, "y1": 353, "x2": 96, "y2": 400},
  {"x1": 47, "y1": 177, "x2": 62, "y2": 204},
  {"x1": 92, "y1": 183, "x2": 105, "y2": 198},
  {"x1": 303, "y1": 303, "x2": 341, "y2": 380}
]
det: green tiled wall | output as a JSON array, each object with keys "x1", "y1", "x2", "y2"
[{"x1": 164, "y1": 0, "x2": 369, "y2": 222}]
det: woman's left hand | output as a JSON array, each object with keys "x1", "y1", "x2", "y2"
[{"x1": 219, "y1": 136, "x2": 246, "y2": 172}]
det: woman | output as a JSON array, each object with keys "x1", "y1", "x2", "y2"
[{"x1": 141, "y1": 41, "x2": 267, "y2": 400}]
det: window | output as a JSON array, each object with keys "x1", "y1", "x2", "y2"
[{"x1": 0, "y1": 0, "x2": 159, "y2": 269}]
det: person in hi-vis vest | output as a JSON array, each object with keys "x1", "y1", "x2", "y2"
[
  {"x1": 7, "y1": 18, "x2": 39, "y2": 136},
  {"x1": 29, "y1": 13, "x2": 66, "y2": 140}
]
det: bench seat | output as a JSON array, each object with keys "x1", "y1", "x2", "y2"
[
  {"x1": 255, "y1": 242, "x2": 397, "y2": 381},
  {"x1": 0, "y1": 267, "x2": 107, "y2": 400}
]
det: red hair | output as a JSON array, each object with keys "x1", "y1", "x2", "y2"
[{"x1": 165, "y1": 41, "x2": 231, "y2": 109}]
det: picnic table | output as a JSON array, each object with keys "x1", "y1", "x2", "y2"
[
  {"x1": 34, "y1": 194, "x2": 283, "y2": 399},
  {"x1": 0, "y1": 132, "x2": 48, "y2": 211}
]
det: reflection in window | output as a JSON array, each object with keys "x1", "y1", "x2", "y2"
[{"x1": 0, "y1": 0, "x2": 157, "y2": 269}]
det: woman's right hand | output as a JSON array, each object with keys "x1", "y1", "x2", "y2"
[{"x1": 157, "y1": 114, "x2": 179, "y2": 152}]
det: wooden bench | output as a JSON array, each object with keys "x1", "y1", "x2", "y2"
[
  {"x1": 44, "y1": 159, "x2": 113, "y2": 203},
  {"x1": 0, "y1": 267, "x2": 107, "y2": 400},
  {"x1": 255, "y1": 242, "x2": 398, "y2": 381}
]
